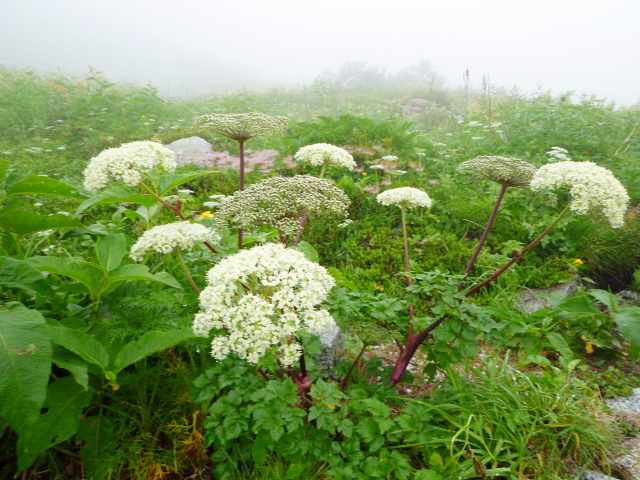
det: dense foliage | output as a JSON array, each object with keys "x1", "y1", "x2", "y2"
[{"x1": 1, "y1": 67, "x2": 640, "y2": 480}]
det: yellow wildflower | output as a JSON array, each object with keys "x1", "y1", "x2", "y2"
[
  {"x1": 200, "y1": 211, "x2": 214, "y2": 219},
  {"x1": 573, "y1": 259, "x2": 584, "y2": 266}
]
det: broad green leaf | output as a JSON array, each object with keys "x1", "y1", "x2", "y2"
[
  {"x1": 0, "y1": 158, "x2": 9, "y2": 183},
  {"x1": 26, "y1": 256, "x2": 106, "y2": 299},
  {"x1": 158, "y1": 171, "x2": 217, "y2": 196},
  {"x1": 17, "y1": 376, "x2": 92, "y2": 472},
  {"x1": 293, "y1": 241, "x2": 319, "y2": 262},
  {"x1": 0, "y1": 208, "x2": 84, "y2": 236},
  {"x1": 414, "y1": 470, "x2": 444, "y2": 480},
  {"x1": 113, "y1": 329, "x2": 194, "y2": 373},
  {"x1": 6, "y1": 176, "x2": 88, "y2": 199},
  {"x1": 95, "y1": 233, "x2": 126, "y2": 271},
  {"x1": 52, "y1": 348, "x2": 89, "y2": 388},
  {"x1": 48, "y1": 326, "x2": 110, "y2": 371},
  {"x1": 77, "y1": 415, "x2": 115, "y2": 480},
  {"x1": 546, "y1": 332, "x2": 574, "y2": 359},
  {"x1": 0, "y1": 304, "x2": 52, "y2": 436},
  {"x1": 613, "y1": 305, "x2": 640, "y2": 361},
  {"x1": 75, "y1": 187, "x2": 157, "y2": 215},
  {"x1": 0, "y1": 256, "x2": 50, "y2": 295},
  {"x1": 588, "y1": 289, "x2": 619, "y2": 311},
  {"x1": 109, "y1": 264, "x2": 182, "y2": 289}
]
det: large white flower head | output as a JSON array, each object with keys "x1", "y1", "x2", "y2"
[
  {"x1": 83, "y1": 141, "x2": 176, "y2": 192},
  {"x1": 216, "y1": 175, "x2": 350, "y2": 236},
  {"x1": 529, "y1": 161, "x2": 629, "y2": 228},
  {"x1": 294, "y1": 143, "x2": 356, "y2": 171},
  {"x1": 457, "y1": 155, "x2": 537, "y2": 188},
  {"x1": 193, "y1": 113, "x2": 289, "y2": 142},
  {"x1": 130, "y1": 221, "x2": 222, "y2": 261},
  {"x1": 376, "y1": 187, "x2": 433, "y2": 209},
  {"x1": 193, "y1": 243, "x2": 336, "y2": 366}
]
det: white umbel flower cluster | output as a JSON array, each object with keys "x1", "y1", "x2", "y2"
[
  {"x1": 193, "y1": 243, "x2": 336, "y2": 366},
  {"x1": 83, "y1": 141, "x2": 176, "y2": 192},
  {"x1": 193, "y1": 113, "x2": 289, "y2": 141},
  {"x1": 130, "y1": 221, "x2": 222, "y2": 261},
  {"x1": 546, "y1": 147, "x2": 571, "y2": 163},
  {"x1": 457, "y1": 156, "x2": 537, "y2": 188},
  {"x1": 530, "y1": 161, "x2": 629, "y2": 228},
  {"x1": 216, "y1": 175, "x2": 350, "y2": 236},
  {"x1": 294, "y1": 143, "x2": 356, "y2": 170},
  {"x1": 376, "y1": 187, "x2": 433, "y2": 209}
]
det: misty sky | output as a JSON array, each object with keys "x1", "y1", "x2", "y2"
[{"x1": 1, "y1": 0, "x2": 639, "y2": 105}]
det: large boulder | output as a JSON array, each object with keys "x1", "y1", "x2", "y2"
[{"x1": 165, "y1": 136, "x2": 214, "y2": 167}]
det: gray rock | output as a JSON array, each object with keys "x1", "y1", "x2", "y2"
[
  {"x1": 316, "y1": 324, "x2": 344, "y2": 377},
  {"x1": 518, "y1": 277, "x2": 583, "y2": 315},
  {"x1": 574, "y1": 469, "x2": 621, "y2": 480},
  {"x1": 165, "y1": 136, "x2": 214, "y2": 167}
]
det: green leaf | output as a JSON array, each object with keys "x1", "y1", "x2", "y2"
[
  {"x1": 614, "y1": 305, "x2": 640, "y2": 361},
  {"x1": 108, "y1": 264, "x2": 183, "y2": 289},
  {"x1": 95, "y1": 233, "x2": 127, "y2": 271},
  {"x1": 75, "y1": 187, "x2": 157, "y2": 215},
  {"x1": 293, "y1": 241, "x2": 319, "y2": 262},
  {"x1": 158, "y1": 171, "x2": 217, "y2": 196},
  {"x1": 588, "y1": 289, "x2": 618, "y2": 311},
  {"x1": 547, "y1": 332, "x2": 574, "y2": 359},
  {"x1": 0, "y1": 256, "x2": 50, "y2": 296},
  {"x1": 113, "y1": 329, "x2": 194, "y2": 373},
  {"x1": 0, "y1": 208, "x2": 84, "y2": 236},
  {"x1": 26, "y1": 256, "x2": 106, "y2": 299},
  {"x1": 17, "y1": 376, "x2": 92, "y2": 472},
  {"x1": 0, "y1": 158, "x2": 9, "y2": 183},
  {"x1": 0, "y1": 304, "x2": 52, "y2": 436},
  {"x1": 77, "y1": 415, "x2": 115, "y2": 480},
  {"x1": 48, "y1": 326, "x2": 110, "y2": 372},
  {"x1": 6, "y1": 176, "x2": 88, "y2": 199},
  {"x1": 52, "y1": 348, "x2": 89, "y2": 388},
  {"x1": 414, "y1": 469, "x2": 444, "y2": 480}
]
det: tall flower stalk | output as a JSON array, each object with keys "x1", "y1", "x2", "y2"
[
  {"x1": 387, "y1": 160, "x2": 629, "y2": 386},
  {"x1": 194, "y1": 113, "x2": 289, "y2": 248}
]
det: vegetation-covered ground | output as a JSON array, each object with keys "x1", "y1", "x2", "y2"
[{"x1": 1, "y1": 68, "x2": 640, "y2": 479}]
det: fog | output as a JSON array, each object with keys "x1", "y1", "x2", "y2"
[{"x1": 2, "y1": 0, "x2": 639, "y2": 105}]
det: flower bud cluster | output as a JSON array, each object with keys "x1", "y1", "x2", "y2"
[
  {"x1": 193, "y1": 243, "x2": 336, "y2": 366},
  {"x1": 457, "y1": 155, "x2": 537, "y2": 188},
  {"x1": 546, "y1": 147, "x2": 571, "y2": 162},
  {"x1": 130, "y1": 221, "x2": 221, "y2": 261},
  {"x1": 530, "y1": 161, "x2": 629, "y2": 228},
  {"x1": 216, "y1": 175, "x2": 350, "y2": 236},
  {"x1": 83, "y1": 141, "x2": 176, "y2": 192},
  {"x1": 193, "y1": 113, "x2": 289, "y2": 141},
  {"x1": 376, "y1": 187, "x2": 433, "y2": 209},
  {"x1": 294, "y1": 143, "x2": 356, "y2": 170}
]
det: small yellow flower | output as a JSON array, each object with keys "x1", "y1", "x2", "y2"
[
  {"x1": 327, "y1": 403, "x2": 336, "y2": 410},
  {"x1": 312, "y1": 114, "x2": 318, "y2": 119},
  {"x1": 253, "y1": 110, "x2": 259, "y2": 114},
  {"x1": 362, "y1": 172, "x2": 367, "y2": 176},
  {"x1": 374, "y1": 283, "x2": 385, "y2": 292},
  {"x1": 141, "y1": 115, "x2": 146, "y2": 118},
  {"x1": 573, "y1": 259, "x2": 584, "y2": 266},
  {"x1": 200, "y1": 211, "x2": 214, "y2": 219}
]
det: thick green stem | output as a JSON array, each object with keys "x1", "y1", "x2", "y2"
[
  {"x1": 175, "y1": 248, "x2": 201, "y2": 294},
  {"x1": 464, "y1": 203, "x2": 572, "y2": 297},
  {"x1": 319, "y1": 162, "x2": 328, "y2": 179},
  {"x1": 463, "y1": 184, "x2": 509, "y2": 278}
]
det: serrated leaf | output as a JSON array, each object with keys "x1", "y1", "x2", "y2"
[
  {"x1": 0, "y1": 304, "x2": 52, "y2": 437},
  {"x1": 158, "y1": 171, "x2": 217, "y2": 196},
  {"x1": 6, "y1": 176, "x2": 88, "y2": 199},
  {"x1": 0, "y1": 208, "x2": 84, "y2": 236},
  {"x1": 293, "y1": 241, "x2": 319, "y2": 262},
  {"x1": 113, "y1": 329, "x2": 194, "y2": 373},
  {"x1": 95, "y1": 233, "x2": 126, "y2": 271},
  {"x1": 547, "y1": 332, "x2": 574, "y2": 359},
  {"x1": 75, "y1": 187, "x2": 157, "y2": 215},
  {"x1": 48, "y1": 326, "x2": 110, "y2": 371},
  {"x1": 108, "y1": 264, "x2": 183, "y2": 289},
  {"x1": 17, "y1": 376, "x2": 92, "y2": 472}
]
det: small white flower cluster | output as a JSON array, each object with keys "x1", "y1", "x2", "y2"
[
  {"x1": 193, "y1": 243, "x2": 336, "y2": 366},
  {"x1": 194, "y1": 113, "x2": 289, "y2": 142},
  {"x1": 130, "y1": 221, "x2": 221, "y2": 261},
  {"x1": 337, "y1": 219, "x2": 353, "y2": 228},
  {"x1": 379, "y1": 155, "x2": 399, "y2": 162},
  {"x1": 216, "y1": 175, "x2": 350, "y2": 236},
  {"x1": 376, "y1": 187, "x2": 433, "y2": 209},
  {"x1": 294, "y1": 143, "x2": 356, "y2": 170},
  {"x1": 83, "y1": 141, "x2": 176, "y2": 192},
  {"x1": 457, "y1": 156, "x2": 537, "y2": 188},
  {"x1": 369, "y1": 164, "x2": 385, "y2": 170},
  {"x1": 546, "y1": 147, "x2": 571, "y2": 163},
  {"x1": 530, "y1": 161, "x2": 629, "y2": 228}
]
